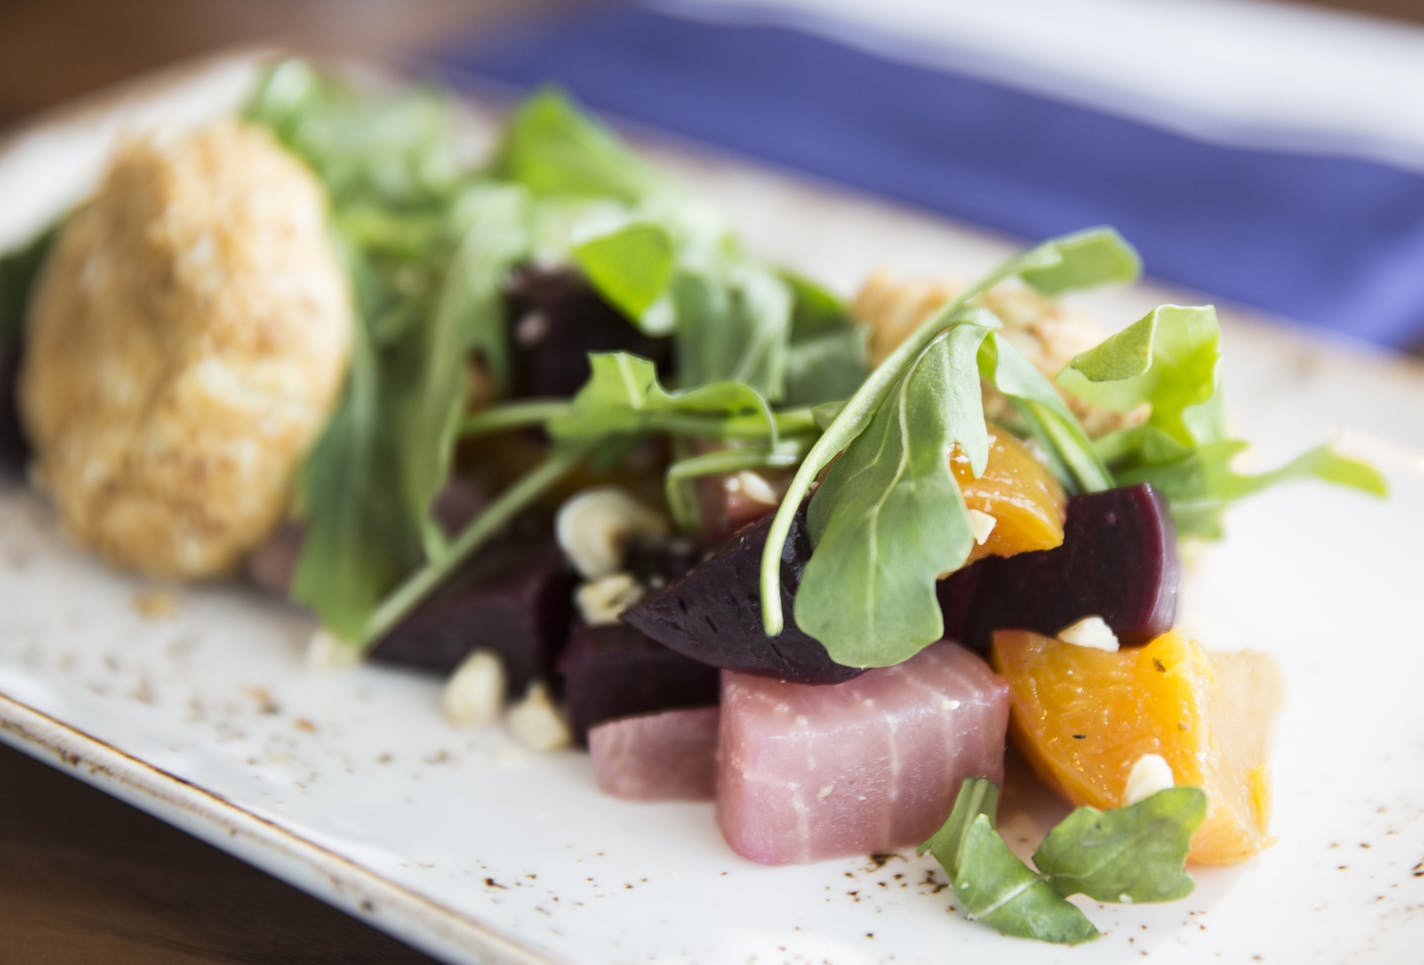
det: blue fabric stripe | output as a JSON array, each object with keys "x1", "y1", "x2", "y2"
[{"x1": 437, "y1": 4, "x2": 1424, "y2": 348}]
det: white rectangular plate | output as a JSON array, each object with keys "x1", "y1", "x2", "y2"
[{"x1": 3, "y1": 52, "x2": 1424, "y2": 965}]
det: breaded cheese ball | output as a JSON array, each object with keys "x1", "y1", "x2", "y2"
[{"x1": 19, "y1": 122, "x2": 353, "y2": 578}]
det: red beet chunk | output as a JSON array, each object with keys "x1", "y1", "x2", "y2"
[
  {"x1": 589, "y1": 706, "x2": 719, "y2": 801},
  {"x1": 621, "y1": 506, "x2": 864, "y2": 685},
  {"x1": 560, "y1": 622, "x2": 720, "y2": 746},
  {"x1": 504, "y1": 267, "x2": 672, "y2": 399},
  {"x1": 938, "y1": 483, "x2": 1179, "y2": 651},
  {"x1": 370, "y1": 538, "x2": 575, "y2": 691}
]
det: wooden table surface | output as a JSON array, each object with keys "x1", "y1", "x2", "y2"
[{"x1": 1, "y1": 1, "x2": 1421, "y2": 962}]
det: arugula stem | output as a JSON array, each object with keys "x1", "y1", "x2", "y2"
[
  {"x1": 757, "y1": 296, "x2": 979, "y2": 635},
  {"x1": 664, "y1": 441, "x2": 807, "y2": 532},
  {"x1": 356, "y1": 446, "x2": 589, "y2": 648},
  {"x1": 649, "y1": 411, "x2": 816, "y2": 441},
  {"x1": 462, "y1": 401, "x2": 820, "y2": 443},
  {"x1": 461, "y1": 400, "x2": 570, "y2": 436}
]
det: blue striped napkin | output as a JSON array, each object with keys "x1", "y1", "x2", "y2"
[{"x1": 435, "y1": 0, "x2": 1424, "y2": 351}]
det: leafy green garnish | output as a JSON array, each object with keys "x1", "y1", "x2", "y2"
[
  {"x1": 1033, "y1": 787, "x2": 1206, "y2": 903},
  {"x1": 247, "y1": 59, "x2": 466, "y2": 209},
  {"x1": 247, "y1": 60, "x2": 490, "y2": 640},
  {"x1": 761, "y1": 229, "x2": 1136, "y2": 657},
  {"x1": 572, "y1": 221, "x2": 676, "y2": 326},
  {"x1": 781, "y1": 270, "x2": 870, "y2": 407},
  {"x1": 492, "y1": 87, "x2": 667, "y2": 203},
  {"x1": 547, "y1": 352, "x2": 778, "y2": 446},
  {"x1": 1059, "y1": 304, "x2": 1388, "y2": 536},
  {"x1": 796, "y1": 321, "x2": 991, "y2": 666},
  {"x1": 495, "y1": 88, "x2": 862, "y2": 405},
  {"x1": 921, "y1": 778, "x2": 1206, "y2": 945},
  {"x1": 672, "y1": 262, "x2": 793, "y2": 400}
]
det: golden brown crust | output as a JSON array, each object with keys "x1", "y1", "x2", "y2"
[{"x1": 19, "y1": 122, "x2": 353, "y2": 578}]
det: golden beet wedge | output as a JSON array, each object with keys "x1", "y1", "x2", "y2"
[
  {"x1": 991, "y1": 628, "x2": 1281, "y2": 866},
  {"x1": 953, "y1": 431, "x2": 1067, "y2": 563}
]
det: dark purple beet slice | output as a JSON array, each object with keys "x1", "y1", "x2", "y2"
[
  {"x1": 0, "y1": 339, "x2": 28, "y2": 475},
  {"x1": 621, "y1": 506, "x2": 865, "y2": 684},
  {"x1": 559, "y1": 622, "x2": 720, "y2": 746},
  {"x1": 938, "y1": 483, "x2": 1179, "y2": 651},
  {"x1": 369, "y1": 537, "x2": 575, "y2": 691},
  {"x1": 504, "y1": 266, "x2": 672, "y2": 399}
]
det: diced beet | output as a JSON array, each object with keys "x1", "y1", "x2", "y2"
[
  {"x1": 623, "y1": 534, "x2": 703, "y2": 590},
  {"x1": 560, "y1": 622, "x2": 720, "y2": 746},
  {"x1": 0, "y1": 339, "x2": 27, "y2": 475},
  {"x1": 938, "y1": 483, "x2": 1179, "y2": 650},
  {"x1": 370, "y1": 537, "x2": 574, "y2": 691},
  {"x1": 690, "y1": 444, "x2": 791, "y2": 543},
  {"x1": 504, "y1": 266, "x2": 672, "y2": 399},
  {"x1": 589, "y1": 706, "x2": 719, "y2": 801},
  {"x1": 718, "y1": 642, "x2": 1009, "y2": 865},
  {"x1": 621, "y1": 506, "x2": 863, "y2": 685}
]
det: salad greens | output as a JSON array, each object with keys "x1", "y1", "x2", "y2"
[
  {"x1": 244, "y1": 62, "x2": 865, "y2": 645},
  {"x1": 1, "y1": 59, "x2": 1385, "y2": 661},
  {"x1": 1058, "y1": 304, "x2": 1388, "y2": 536},
  {"x1": 761, "y1": 229, "x2": 1136, "y2": 661},
  {"x1": 760, "y1": 229, "x2": 1386, "y2": 666},
  {"x1": 920, "y1": 778, "x2": 1207, "y2": 944},
  {"x1": 247, "y1": 62, "x2": 487, "y2": 640}
]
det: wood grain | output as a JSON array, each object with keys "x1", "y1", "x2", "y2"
[{"x1": 0, "y1": 742, "x2": 433, "y2": 963}]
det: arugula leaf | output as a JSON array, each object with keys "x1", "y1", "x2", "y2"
[
  {"x1": 247, "y1": 59, "x2": 466, "y2": 208},
  {"x1": 672, "y1": 262, "x2": 792, "y2": 400},
  {"x1": 1115, "y1": 439, "x2": 1388, "y2": 539},
  {"x1": 1015, "y1": 227, "x2": 1142, "y2": 296},
  {"x1": 796, "y1": 321, "x2": 991, "y2": 666},
  {"x1": 922, "y1": 779, "x2": 1099, "y2": 945},
  {"x1": 1034, "y1": 787, "x2": 1206, "y2": 903},
  {"x1": 922, "y1": 778, "x2": 1205, "y2": 945},
  {"x1": 442, "y1": 183, "x2": 534, "y2": 390},
  {"x1": 493, "y1": 88, "x2": 667, "y2": 203},
  {"x1": 978, "y1": 332, "x2": 1114, "y2": 494},
  {"x1": 249, "y1": 62, "x2": 493, "y2": 639},
  {"x1": 547, "y1": 352, "x2": 777, "y2": 445},
  {"x1": 954, "y1": 816, "x2": 1101, "y2": 945},
  {"x1": 1059, "y1": 304, "x2": 1388, "y2": 536},
  {"x1": 781, "y1": 270, "x2": 869, "y2": 407},
  {"x1": 918, "y1": 775, "x2": 1001, "y2": 864},
  {"x1": 1059, "y1": 305, "x2": 1223, "y2": 447},
  {"x1": 572, "y1": 221, "x2": 676, "y2": 326},
  {"x1": 760, "y1": 230, "x2": 1140, "y2": 638},
  {"x1": 290, "y1": 319, "x2": 422, "y2": 641}
]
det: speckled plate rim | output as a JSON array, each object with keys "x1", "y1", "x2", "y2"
[{"x1": 0, "y1": 694, "x2": 548, "y2": 964}]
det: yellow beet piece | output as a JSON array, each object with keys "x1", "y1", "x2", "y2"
[
  {"x1": 991, "y1": 629, "x2": 1281, "y2": 866},
  {"x1": 952, "y1": 431, "x2": 1067, "y2": 563}
]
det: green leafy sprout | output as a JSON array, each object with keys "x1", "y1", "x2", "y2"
[
  {"x1": 920, "y1": 777, "x2": 1207, "y2": 944},
  {"x1": 0, "y1": 61, "x2": 1384, "y2": 656}
]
